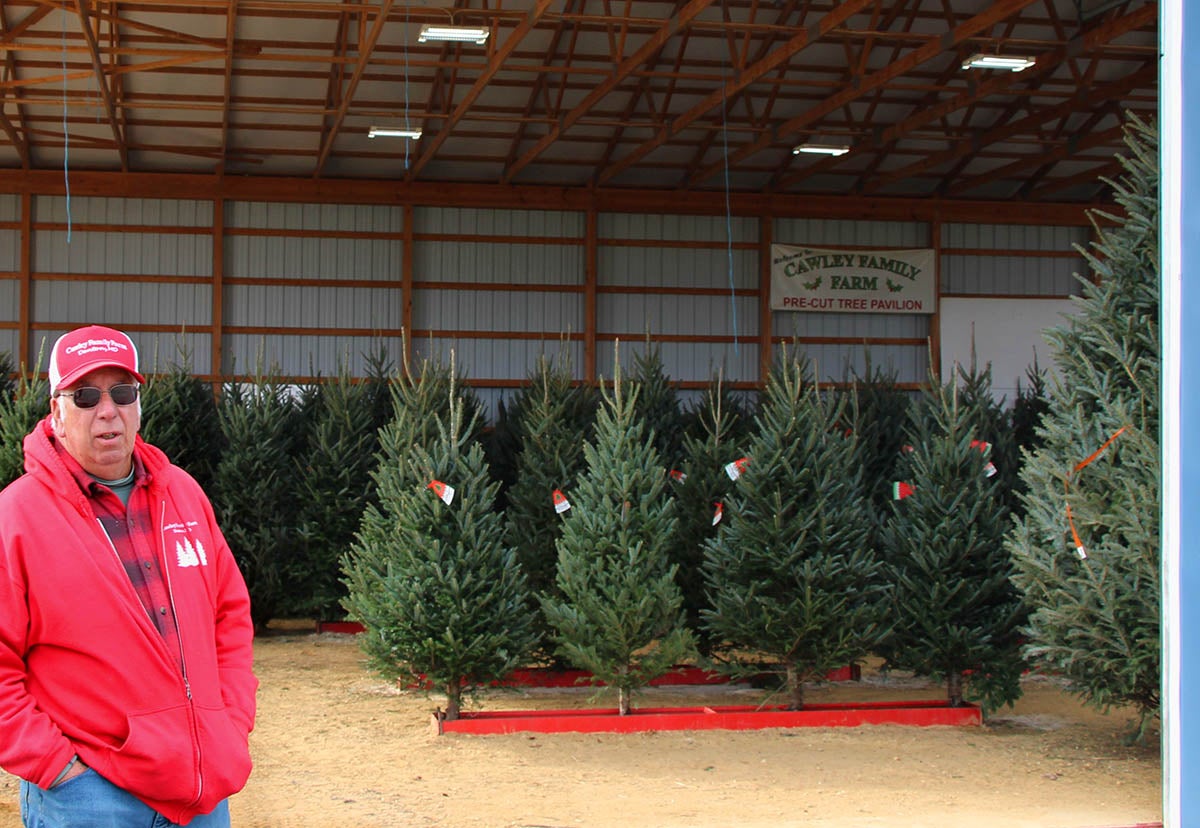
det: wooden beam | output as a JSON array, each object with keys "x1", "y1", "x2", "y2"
[
  {"x1": 688, "y1": 0, "x2": 1042, "y2": 187},
  {"x1": 73, "y1": 0, "x2": 128, "y2": 171},
  {"x1": 410, "y1": 0, "x2": 555, "y2": 179},
  {"x1": 504, "y1": 0, "x2": 717, "y2": 184},
  {"x1": 313, "y1": 0, "x2": 395, "y2": 176},
  {"x1": 0, "y1": 168, "x2": 1102, "y2": 226},
  {"x1": 597, "y1": 0, "x2": 876, "y2": 187}
]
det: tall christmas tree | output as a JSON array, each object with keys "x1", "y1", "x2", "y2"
[
  {"x1": 213, "y1": 366, "x2": 304, "y2": 632},
  {"x1": 293, "y1": 361, "x2": 382, "y2": 621},
  {"x1": 0, "y1": 352, "x2": 48, "y2": 490},
  {"x1": 141, "y1": 343, "x2": 223, "y2": 493},
  {"x1": 504, "y1": 352, "x2": 596, "y2": 609},
  {"x1": 672, "y1": 372, "x2": 748, "y2": 653},
  {"x1": 541, "y1": 346, "x2": 694, "y2": 714},
  {"x1": 630, "y1": 338, "x2": 686, "y2": 472},
  {"x1": 342, "y1": 356, "x2": 539, "y2": 720},
  {"x1": 845, "y1": 354, "x2": 913, "y2": 515},
  {"x1": 702, "y1": 350, "x2": 884, "y2": 709},
  {"x1": 1006, "y1": 115, "x2": 1159, "y2": 738},
  {"x1": 879, "y1": 370, "x2": 1025, "y2": 712}
]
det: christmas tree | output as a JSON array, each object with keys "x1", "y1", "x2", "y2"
[
  {"x1": 845, "y1": 354, "x2": 912, "y2": 515},
  {"x1": 141, "y1": 346, "x2": 223, "y2": 493},
  {"x1": 672, "y1": 372, "x2": 749, "y2": 653},
  {"x1": 293, "y1": 361, "x2": 382, "y2": 621},
  {"x1": 630, "y1": 338, "x2": 686, "y2": 471},
  {"x1": 341, "y1": 357, "x2": 538, "y2": 720},
  {"x1": 879, "y1": 371, "x2": 1025, "y2": 712},
  {"x1": 213, "y1": 366, "x2": 304, "y2": 632},
  {"x1": 504, "y1": 352, "x2": 596, "y2": 610},
  {"x1": 702, "y1": 350, "x2": 884, "y2": 709},
  {"x1": 0, "y1": 351, "x2": 48, "y2": 489},
  {"x1": 541, "y1": 346, "x2": 694, "y2": 714},
  {"x1": 1006, "y1": 115, "x2": 1159, "y2": 738}
]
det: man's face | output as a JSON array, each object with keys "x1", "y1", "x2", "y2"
[{"x1": 50, "y1": 366, "x2": 141, "y2": 479}]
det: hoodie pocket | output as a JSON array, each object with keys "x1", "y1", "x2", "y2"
[
  {"x1": 192, "y1": 703, "x2": 253, "y2": 810},
  {"x1": 111, "y1": 704, "x2": 200, "y2": 806}
]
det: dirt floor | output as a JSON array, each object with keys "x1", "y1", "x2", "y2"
[{"x1": 0, "y1": 621, "x2": 1163, "y2": 828}]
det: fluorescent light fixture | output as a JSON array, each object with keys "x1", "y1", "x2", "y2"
[
  {"x1": 418, "y1": 24, "x2": 489, "y2": 44},
  {"x1": 368, "y1": 126, "x2": 423, "y2": 139},
  {"x1": 792, "y1": 144, "x2": 850, "y2": 156},
  {"x1": 961, "y1": 53, "x2": 1036, "y2": 72}
]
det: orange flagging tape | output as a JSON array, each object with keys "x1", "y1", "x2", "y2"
[{"x1": 1065, "y1": 426, "x2": 1128, "y2": 559}]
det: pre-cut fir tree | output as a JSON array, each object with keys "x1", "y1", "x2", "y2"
[
  {"x1": 341, "y1": 356, "x2": 539, "y2": 720},
  {"x1": 702, "y1": 350, "x2": 886, "y2": 709},
  {"x1": 540, "y1": 349, "x2": 694, "y2": 715},
  {"x1": 1006, "y1": 114, "x2": 1160, "y2": 739}
]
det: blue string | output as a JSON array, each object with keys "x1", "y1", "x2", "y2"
[
  {"x1": 62, "y1": 13, "x2": 72, "y2": 243},
  {"x1": 403, "y1": 5, "x2": 410, "y2": 169},
  {"x1": 721, "y1": 70, "x2": 738, "y2": 355}
]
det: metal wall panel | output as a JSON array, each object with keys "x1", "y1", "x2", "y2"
[
  {"x1": 32, "y1": 279, "x2": 211, "y2": 328},
  {"x1": 225, "y1": 235, "x2": 402, "y2": 281},
  {"x1": 0, "y1": 229, "x2": 17, "y2": 271},
  {"x1": 0, "y1": 331, "x2": 17, "y2": 363},
  {"x1": 223, "y1": 333, "x2": 405, "y2": 378},
  {"x1": 942, "y1": 222, "x2": 1089, "y2": 251},
  {"x1": 596, "y1": 339, "x2": 760, "y2": 385},
  {"x1": 141, "y1": 331, "x2": 215, "y2": 376},
  {"x1": 941, "y1": 254, "x2": 1083, "y2": 295},
  {"x1": 415, "y1": 241, "x2": 583, "y2": 285},
  {"x1": 34, "y1": 230, "x2": 212, "y2": 276},
  {"x1": 225, "y1": 201, "x2": 404, "y2": 233},
  {"x1": 0, "y1": 282, "x2": 16, "y2": 323},
  {"x1": 769, "y1": 341, "x2": 929, "y2": 386},
  {"x1": 773, "y1": 217, "x2": 929, "y2": 247},
  {"x1": 598, "y1": 294, "x2": 758, "y2": 338},
  {"x1": 598, "y1": 246, "x2": 758, "y2": 290},
  {"x1": 31, "y1": 195, "x2": 213, "y2": 226},
  {"x1": 413, "y1": 288, "x2": 583, "y2": 334},
  {"x1": 223, "y1": 285, "x2": 403, "y2": 329},
  {"x1": 598, "y1": 212, "x2": 758, "y2": 243},
  {"x1": 415, "y1": 207, "x2": 584, "y2": 237},
  {"x1": 0, "y1": 194, "x2": 19, "y2": 222}
]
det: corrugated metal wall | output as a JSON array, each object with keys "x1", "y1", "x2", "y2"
[
  {"x1": 4, "y1": 195, "x2": 1089, "y2": 423},
  {"x1": 0, "y1": 194, "x2": 19, "y2": 361},
  {"x1": 24, "y1": 195, "x2": 213, "y2": 375}
]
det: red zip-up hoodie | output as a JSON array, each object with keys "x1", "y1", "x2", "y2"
[{"x1": 0, "y1": 416, "x2": 257, "y2": 824}]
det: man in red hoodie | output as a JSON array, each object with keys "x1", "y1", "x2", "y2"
[{"x1": 0, "y1": 325, "x2": 257, "y2": 827}]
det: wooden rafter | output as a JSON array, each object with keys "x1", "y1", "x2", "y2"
[
  {"x1": 411, "y1": 0, "x2": 556, "y2": 179},
  {"x1": 772, "y1": 1, "x2": 1156, "y2": 192},
  {"x1": 503, "y1": 0, "x2": 717, "y2": 185},
  {"x1": 598, "y1": 0, "x2": 875, "y2": 187},
  {"x1": 73, "y1": 0, "x2": 128, "y2": 170},
  {"x1": 313, "y1": 0, "x2": 395, "y2": 177},
  {"x1": 688, "y1": 0, "x2": 1042, "y2": 187}
]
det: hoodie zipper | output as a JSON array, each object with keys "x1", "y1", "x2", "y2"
[{"x1": 158, "y1": 499, "x2": 204, "y2": 808}]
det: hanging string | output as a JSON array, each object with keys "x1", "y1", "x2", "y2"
[
  {"x1": 721, "y1": 66, "x2": 738, "y2": 355},
  {"x1": 61, "y1": 11, "x2": 72, "y2": 242}
]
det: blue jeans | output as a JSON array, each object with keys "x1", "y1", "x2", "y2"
[{"x1": 20, "y1": 769, "x2": 230, "y2": 828}]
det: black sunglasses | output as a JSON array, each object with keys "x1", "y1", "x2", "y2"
[{"x1": 56, "y1": 383, "x2": 140, "y2": 409}]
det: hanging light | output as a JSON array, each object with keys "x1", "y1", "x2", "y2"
[
  {"x1": 368, "y1": 126, "x2": 423, "y2": 139},
  {"x1": 961, "y1": 54, "x2": 1036, "y2": 72},
  {"x1": 418, "y1": 25, "x2": 489, "y2": 44},
  {"x1": 793, "y1": 144, "x2": 850, "y2": 156}
]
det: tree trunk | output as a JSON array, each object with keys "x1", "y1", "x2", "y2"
[
  {"x1": 619, "y1": 686, "x2": 631, "y2": 716},
  {"x1": 946, "y1": 671, "x2": 964, "y2": 707},
  {"x1": 445, "y1": 685, "x2": 462, "y2": 721},
  {"x1": 786, "y1": 663, "x2": 805, "y2": 710}
]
